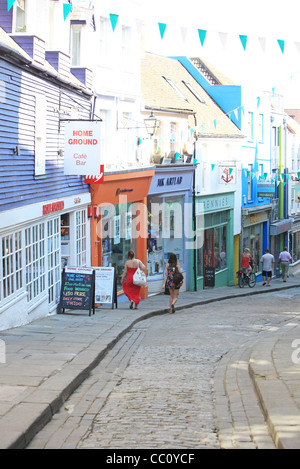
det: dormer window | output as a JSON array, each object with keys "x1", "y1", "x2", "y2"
[{"x1": 14, "y1": 0, "x2": 26, "y2": 33}]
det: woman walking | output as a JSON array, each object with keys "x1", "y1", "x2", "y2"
[
  {"x1": 121, "y1": 250, "x2": 146, "y2": 310},
  {"x1": 162, "y1": 253, "x2": 183, "y2": 314}
]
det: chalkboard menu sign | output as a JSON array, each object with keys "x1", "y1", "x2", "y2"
[
  {"x1": 59, "y1": 267, "x2": 95, "y2": 316},
  {"x1": 205, "y1": 266, "x2": 215, "y2": 288}
]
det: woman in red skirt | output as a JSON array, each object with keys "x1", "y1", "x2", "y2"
[{"x1": 121, "y1": 250, "x2": 146, "y2": 310}]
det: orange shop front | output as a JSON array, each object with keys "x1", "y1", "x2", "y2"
[{"x1": 89, "y1": 168, "x2": 155, "y2": 300}]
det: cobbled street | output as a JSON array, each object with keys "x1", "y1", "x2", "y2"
[{"x1": 27, "y1": 289, "x2": 300, "y2": 449}]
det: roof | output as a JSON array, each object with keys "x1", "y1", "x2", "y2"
[
  {"x1": 285, "y1": 109, "x2": 300, "y2": 125},
  {"x1": 0, "y1": 27, "x2": 91, "y2": 95},
  {"x1": 141, "y1": 52, "x2": 243, "y2": 138}
]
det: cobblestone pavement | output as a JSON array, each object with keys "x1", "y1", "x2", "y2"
[{"x1": 27, "y1": 290, "x2": 300, "y2": 449}]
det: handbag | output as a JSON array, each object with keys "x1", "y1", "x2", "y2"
[{"x1": 133, "y1": 267, "x2": 147, "y2": 287}]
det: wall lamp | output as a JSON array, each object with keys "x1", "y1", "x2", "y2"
[
  {"x1": 144, "y1": 111, "x2": 159, "y2": 137},
  {"x1": 13, "y1": 146, "x2": 20, "y2": 156},
  {"x1": 117, "y1": 111, "x2": 159, "y2": 137}
]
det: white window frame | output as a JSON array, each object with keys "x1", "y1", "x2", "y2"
[
  {"x1": 35, "y1": 94, "x2": 47, "y2": 177},
  {"x1": 75, "y1": 209, "x2": 87, "y2": 267},
  {"x1": 0, "y1": 231, "x2": 23, "y2": 302},
  {"x1": 13, "y1": 0, "x2": 27, "y2": 33},
  {"x1": 25, "y1": 223, "x2": 46, "y2": 303},
  {"x1": 47, "y1": 217, "x2": 61, "y2": 307},
  {"x1": 70, "y1": 24, "x2": 82, "y2": 66}
]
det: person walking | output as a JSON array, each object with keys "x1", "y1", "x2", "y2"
[
  {"x1": 260, "y1": 248, "x2": 275, "y2": 286},
  {"x1": 162, "y1": 253, "x2": 183, "y2": 314},
  {"x1": 278, "y1": 247, "x2": 292, "y2": 282},
  {"x1": 121, "y1": 250, "x2": 146, "y2": 310}
]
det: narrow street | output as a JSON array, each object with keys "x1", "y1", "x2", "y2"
[{"x1": 27, "y1": 289, "x2": 300, "y2": 449}]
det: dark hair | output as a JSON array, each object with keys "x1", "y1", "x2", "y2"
[
  {"x1": 168, "y1": 253, "x2": 177, "y2": 266},
  {"x1": 128, "y1": 250, "x2": 135, "y2": 259}
]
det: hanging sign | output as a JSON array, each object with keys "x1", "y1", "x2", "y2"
[
  {"x1": 58, "y1": 267, "x2": 95, "y2": 316},
  {"x1": 64, "y1": 121, "x2": 101, "y2": 175},
  {"x1": 84, "y1": 165, "x2": 105, "y2": 184}
]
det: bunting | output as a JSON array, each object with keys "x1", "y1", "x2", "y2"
[
  {"x1": 158, "y1": 23, "x2": 167, "y2": 39},
  {"x1": 110, "y1": 14, "x2": 119, "y2": 32},
  {"x1": 198, "y1": 29, "x2": 207, "y2": 47},
  {"x1": 63, "y1": 3, "x2": 72, "y2": 21},
  {"x1": 7, "y1": 0, "x2": 16, "y2": 11}
]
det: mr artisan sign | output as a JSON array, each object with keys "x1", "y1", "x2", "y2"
[{"x1": 64, "y1": 121, "x2": 101, "y2": 175}]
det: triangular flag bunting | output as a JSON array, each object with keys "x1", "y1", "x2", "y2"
[
  {"x1": 258, "y1": 37, "x2": 267, "y2": 52},
  {"x1": 63, "y1": 3, "x2": 72, "y2": 21},
  {"x1": 158, "y1": 23, "x2": 167, "y2": 39},
  {"x1": 135, "y1": 18, "x2": 143, "y2": 35},
  {"x1": 211, "y1": 164, "x2": 215, "y2": 171},
  {"x1": 257, "y1": 97, "x2": 260, "y2": 108},
  {"x1": 277, "y1": 39, "x2": 285, "y2": 54},
  {"x1": 213, "y1": 119, "x2": 217, "y2": 129},
  {"x1": 175, "y1": 152, "x2": 180, "y2": 161},
  {"x1": 180, "y1": 26, "x2": 188, "y2": 42},
  {"x1": 239, "y1": 35, "x2": 247, "y2": 50},
  {"x1": 193, "y1": 158, "x2": 197, "y2": 166},
  {"x1": 110, "y1": 14, "x2": 119, "y2": 32},
  {"x1": 7, "y1": 0, "x2": 16, "y2": 11},
  {"x1": 219, "y1": 32, "x2": 228, "y2": 48},
  {"x1": 198, "y1": 29, "x2": 207, "y2": 46},
  {"x1": 241, "y1": 105, "x2": 245, "y2": 115},
  {"x1": 295, "y1": 42, "x2": 300, "y2": 54}
]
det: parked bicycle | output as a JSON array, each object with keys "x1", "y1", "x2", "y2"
[{"x1": 237, "y1": 268, "x2": 256, "y2": 288}]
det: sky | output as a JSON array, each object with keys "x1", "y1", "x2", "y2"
[{"x1": 138, "y1": 0, "x2": 300, "y2": 108}]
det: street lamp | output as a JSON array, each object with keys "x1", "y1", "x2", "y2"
[{"x1": 144, "y1": 111, "x2": 159, "y2": 137}]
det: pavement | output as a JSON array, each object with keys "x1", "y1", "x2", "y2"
[{"x1": 0, "y1": 276, "x2": 300, "y2": 449}]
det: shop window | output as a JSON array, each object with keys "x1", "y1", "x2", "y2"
[
  {"x1": 76, "y1": 209, "x2": 87, "y2": 267},
  {"x1": 147, "y1": 196, "x2": 184, "y2": 278},
  {"x1": 25, "y1": 223, "x2": 46, "y2": 302},
  {"x1": 61, "y1": 214, "x2": 70, "y2": 268},
  {"x1": 242, "y1": 225, "x2": 262, "y2": 272},
  {"x1": 1, "y1": 232, "x2": 23, "y2": 301},
  {"x1": 101, "y1": 203, "x2": 136, "y2": 290},
  {"x1": 47, "y1": 218, "x2": 60, "y2": 306}
]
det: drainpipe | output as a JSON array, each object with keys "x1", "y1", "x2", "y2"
[{"x1": 193, "y1": 113, "x2": 198, "y2": 292}]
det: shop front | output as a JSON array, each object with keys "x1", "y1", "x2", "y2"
[
  {"x1": 194, "y1": 192, "x2": 235, "y2": 290},
  {"x1": 89, "y1": 168, "x2": 155, "y2": 300},
  {"x1": 241, "y1": 205, "x2": 272, "y2": 276},
  {"x1": 0, "y1": 193, "x2": 91, "y2": 330},
  {"x1": 147, "y1": 165, "x2": 195, "y2": 295}
]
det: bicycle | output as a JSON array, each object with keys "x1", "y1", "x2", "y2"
[{"x1": 237, "y1": 268, "x2": 256, "y2": 288}]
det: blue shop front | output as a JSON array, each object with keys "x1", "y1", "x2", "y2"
[{"x1": 146, "y1": 165, "x2": 195, "y2": 295}]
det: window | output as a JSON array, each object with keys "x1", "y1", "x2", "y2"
[
  {"x1": 163, "y1": 77, "x2": 188, "y2": 101},
  {"x1": 76, "y1": 209, "x2": 87, "y2": 267},
  {"x1": 182, "y1": 81, "x2": 205, "y2": 103},
  {"x1": 170, "y1": 122, "x2": 177, "y2": 152},
  {"x1": 248, "y1": 164, "x2": 253, "y2": 201},
  {"x1": 25, "y1": 223, "x2": 46, "y2": 302},
  {"x1": 70, "y1": 24, "x2": 81, "y2": 66},
  {"x1": 99, "y1": 17, "x2": 108, "y2": 58},
  {"x1": 258, "y1": 114, "x2": 264, "y2": 142},
  {"x1": 35, "y1": 94, "x2": 47, "y2": 177},
  {"x1": 14, "y1": 0, "x2": 26, "y2": 32},
  {"x1": 247, "y1": 112, "x2": 253, "y2": 141},
  {"x1": 47, "y1": 218, "x2": 60, "y2": 306},
  {"x1": 122, "y1": 26, "x2": 131, "y2": 61},
  {"x1": 1, "y1": 232, "x2": 22, "y2": 301}
]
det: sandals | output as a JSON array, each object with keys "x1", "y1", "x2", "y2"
[{"x1": 170, "y1": 304, "x2": 175, "y2": 314}]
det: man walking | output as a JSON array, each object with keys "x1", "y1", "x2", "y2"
[
  {"x1": 279, "y1": 247, "x2": 292, "y2": 282},
  {"x1": 260, "y1": 249, "x2": 275, "y2": 286}
]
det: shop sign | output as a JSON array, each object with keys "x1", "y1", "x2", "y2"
[
  {"x1": 219, "y1": 167, "x2": 235, "y2": 184},
  {"x1": 84, "y1": 165, "x2": 104, "y2": 184},
  {"x1": 43, "y1": 201, "x2": 64, "y2": 215},
  {"x1": 64, "y1": 121, "x2": 101, "y2": 175},
  {"x1": 257, "y1": 182, "x2": 275, "y2": 198}
]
